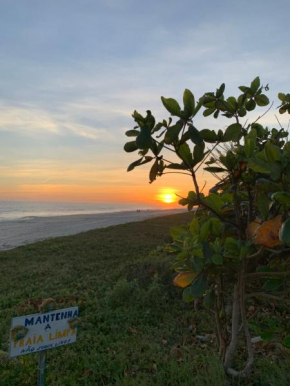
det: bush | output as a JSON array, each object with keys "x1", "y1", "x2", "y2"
[{"x1": 124, "y1": 78, "x2": 290, "y2": 378}]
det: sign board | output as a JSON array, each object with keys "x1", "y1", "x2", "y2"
[{"x1": 9, "y1": 306, "x2": 78, "y2": 358}]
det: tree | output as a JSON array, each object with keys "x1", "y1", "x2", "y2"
[{"x1": 124, "y1": 78, "x2": 290, "y2": 378}]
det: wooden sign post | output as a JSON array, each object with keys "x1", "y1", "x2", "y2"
[{"x1": 37, "y1": 351, "x2": 46, "y2": 386}]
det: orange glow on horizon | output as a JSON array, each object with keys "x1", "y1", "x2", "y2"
[{"x1": 0, "y1": 163, "x2": 216, "y2": 204}]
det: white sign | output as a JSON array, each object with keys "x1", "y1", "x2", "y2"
[{"x1": 9, "y1": 306, "x2": 78, "y2": 358}]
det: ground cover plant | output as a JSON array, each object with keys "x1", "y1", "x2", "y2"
[
  {"x1": 124, "y1": 78, "x2": 290, "y2": 378},
  {"x1": 0, "y1": 214, "x2": 289, "y2": 385}
]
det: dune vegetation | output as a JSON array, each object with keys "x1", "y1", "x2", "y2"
[{"x1": 0, "y1": 212, "x2": 289, "y2": 385}]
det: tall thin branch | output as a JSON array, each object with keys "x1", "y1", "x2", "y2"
[
  {"x1": 246, "y1": 292, "x2": 290, "y2": 304},
  {"x1": 252, "y1": 102, "x2": 274, "y2": 124},
  {"x1": 224, "y1": 283, "x2": 240, "y2": 370},
  {"x1": 246, "y1": 270, "x2": 290, "y2": 278}
]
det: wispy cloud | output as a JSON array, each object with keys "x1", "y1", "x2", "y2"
[{"x1": 0, "y1": 0, "x2": 289, "y2": 201}]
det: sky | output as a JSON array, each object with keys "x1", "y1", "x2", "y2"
[{"x1": 0, "y1": 0, "x2": 289, "y2": 206}]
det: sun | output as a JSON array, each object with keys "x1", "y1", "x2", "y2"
[
  {"x1": 156, "y1": 188, "x2": 177, "y2": 204},
  {"x1": 163, "y1": 194, "x2": 174, "y2": 203}
]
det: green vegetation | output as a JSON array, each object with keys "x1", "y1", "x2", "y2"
[
  {"x1": 0, "y1": 213, "x2": 289, "y2": 385},
  {"x1": 124, "y1": 78, "x2": 290, "y2": 378}
]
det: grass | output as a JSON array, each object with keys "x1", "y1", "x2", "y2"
[{"x1": 0, "y1": 212, "x2": 289, "y2": 385}]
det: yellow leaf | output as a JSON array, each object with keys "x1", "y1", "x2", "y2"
[
  {"x1": 173, "y1": 272, "x2": 197, "y2": 288},
  {"x1": 254, "y1": 215, "x2": 283, "y2": 247},
  {"x1": 246, "y1": 218, "x2": 262, "y2": 239}
]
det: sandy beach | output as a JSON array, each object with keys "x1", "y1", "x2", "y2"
[{"x1": 0, "y1": 209, "x2": 182, "y2": 250}]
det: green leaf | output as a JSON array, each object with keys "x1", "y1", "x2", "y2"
[
  {"x1": 166, "y1": 163, "x2": 187, "y2": 170},
  {"x1": 127, "y1": 158, "x2": 143, "y2": 172},
  {"x1": 145, "y1": 110, "x2": 155, "y2": 130},
  {"x1": 200, "y1": 219, "x2": 211, "y2": 241},
  {"x1": 245, "y1": 138, "x2": 255, "y2": 158},
  {"x1": 239, "y1": 85, "x2": 248, "y2": 92},
  {"x1": 278, "y1": 93, "x2": 285, "y2": 102},
  {"x1": 264, "y1": 141, "x2": 281, "y2": 163},
  {"x1": 125, "y1": 129, "x2": 139, "y2": 137},
  {"x1": 279, "y1": 218, "x2": 290, "y2": 245},
  {"x1": 224, "y1": 237, "x2": 239, "y2": 257},
  {"x1": 270, "y1": 162, "x2": 283, "y2": 181},
  {"x1": 246, "y1": 99, "x2": 256, "y2": 111},
  {"x1": 188, "y1": 125, "x2": 203, "y2": 144},
  {"x1": 149, "y1": 159, "x2": 158, "y2": 183},
  {"x1": 212, "y1": 254, "x2": 223, "y2": 265},
  {"x1": 238, "y1": 107, "x2": 247, "y2": 117},
  {"x1": 216, "y1": 83, "x2": 225, "y2": 97},
  {"x1": 183, "y1": 287, "x2": 194, "y2": 303},
  {"x1": 225, "y1": 96, "x2": 237, "y2": 111},
  {"x1": 271, "y1": 191, "x2": 290, "y2": 206},
  {"x1": 192, "y1": 256, "x2": 204, "y2": 272},
  {"x1": 161, "y1": 96, "x2": 181, "y2": 116},
  {"x1": 177, "y1": 143, "x2": 193, "y2": 167},
  {"x1": 124, "y1": 141, "x2": 138, "y2": 153},
  {"x1": 189, "y1": 217, "x2": 200, "y2": 235},
  {"x1": 170, "y1": 225, "x2": 188, "y2": 241},
  {"x1": 250, "y1": 76, "x2": 260, "y2": 93},
  {"x1": 203, "y1": 194, "x2": 224, "y2": 213},
  {"x1": 203, "y1": 108, "x2": 216, "y2": 117},
  {"x1": 248, "y1": 158, "x2": 271, "y2": 173},
  {"x1": 223, "y1": 123, "x2": 242, "y2": 142},
  {"x1": 190, "y1": 275, "x2": 207, "y2": 298},
  {"x1": 257, "y1": 193, "x2": 269, "y2": 220},
  {"x1": 200, "y1": 129, "x2": 218, "y2": 143},
  {"x1": 183, "y1": 89, "x2": 195, "y2": 117},
  {"x1": 203, "y1": 289, "x2": 215, "y2": 308},
  {"x1": 136, "y1": 126, "x2": 152, "y2": 149},
  {"x1": 255, "y1": 94, "x2": 270, "y2": 106},
  {"x1": 264, "y1": 279, "x2": 282, "y2": 292},
  {"x1": 164, "y1": 124, "x2": 182, "y2": 144},
  {"x1": 215, "y1": 100, "x2": 227, "y2": 111},
  {"x1": 251, "y1": 123, "x2": 266, "y2": 137},
  {"x1": 220, "y1": 151, "x2": 237, "y2": 169},
  {"x1": 283, "y1": 334, "x2": 290, "y2": 348},
  {"x1": 179, "y1": 198, "x2": 188, "y2": 206},
  {"x1": 204, "y1": 167, "x2": 227, "y2": 173},
  {"x1": 256, "y1": 178, "x2": 281, "y2": 192},
  {"x1": 193, "y1": 142, "x2": 205, "y2": 166},
  {"x1": 261, "y1": 332, "x2": 274, "y2": 342},
  {"x1": 192, "y1": 96, "x2": 204, "y2": 117},
  {"x1": 213, "y1": 110, "x2": 220, "y2": 119},
  {"x1": 284, "y1": 141, "x2": 290, "y2": 155},
  {"x1": 152, "y1": 122, "x2": 164, "y2": 134},
  {"x1": 210, "y1": 218, "x2": 222, "y2": 235},
  {"x1": 132, "y1": 110, "x2": 145, "y2": 123}
]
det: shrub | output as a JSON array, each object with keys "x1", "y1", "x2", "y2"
[{"x1": 124, "y1": 78, "x2": 290, "y2": 378}]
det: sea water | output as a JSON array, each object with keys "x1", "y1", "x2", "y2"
[{"x1": 0, "y1": 201, "x2": 161, "y2": 222}]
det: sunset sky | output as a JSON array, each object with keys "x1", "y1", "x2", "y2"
[{"x1": 0, "y1": 0, "x2": 289, "y2": 206}]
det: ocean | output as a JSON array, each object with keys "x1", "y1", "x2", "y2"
[{"x1": 0, "y1": 201, "x2": 162, "y2": 222}]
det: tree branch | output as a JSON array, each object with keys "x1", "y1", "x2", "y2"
[
  {"x1": 194, "y1": 141, "x2": 220, "y2": 173},
  {"x1": 246, "y1": 270, "x2": 290, "y2": 278},
  {"x1": 246, "y1": 292, "x2": 290, "y2": 304},
  {"x1": 240, "y1": 275, "x2": 254, "y2": 377},
  {"x1": 191, "y1": 171, "x2": 238, "y2": 228},
  {"x1": 161, "y1": 172, "x2": 192, "y2": 176},
  {"x1": 224, "y1": 283, "x2": 240, "y2": 369},
  {"x1": 252, "y1": 102, "x2": 274, "y2": 124},
  {"x1": 246, "y1": 247, "x2": 263, "y2": 259}
]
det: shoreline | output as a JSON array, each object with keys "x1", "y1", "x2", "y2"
[{"x1": 0, "y1": 209, "x2": 183, "y2": 251}]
